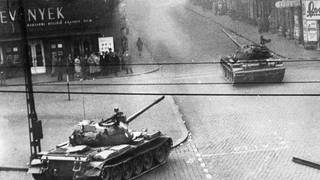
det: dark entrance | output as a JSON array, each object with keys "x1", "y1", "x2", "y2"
[{"x1": 50, "y1": 40, "x2": 64, "y2": 75}]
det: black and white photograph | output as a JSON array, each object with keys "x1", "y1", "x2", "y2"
[{"x1": 1, "y1": 0, "x2": 320, "y2": 179}]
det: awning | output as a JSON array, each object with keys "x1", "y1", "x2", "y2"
[{"x1": 275, "y1": 0, "x2": 301, "y2": 8}]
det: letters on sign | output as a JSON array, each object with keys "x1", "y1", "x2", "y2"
[
  {"x1": 307, "y1": 1, "x2": 320, "y2": 18},
  {"x1": 0, "y1": 7, "x2": 65, "y2": 24}
]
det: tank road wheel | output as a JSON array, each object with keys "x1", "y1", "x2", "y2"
[
  {"x1": 142, "y1": 152, "x2": 153, "y2": 170},
  {"x1": 122, "y1": 162, "x2": 133, "y2": 180},
  {"x1": 133, "y1": 157, "x2": 143, "y2": 175},
  {"x1": 154, "y1": 144, "x2": 169, "y2": 164},
  {"x1": 100, "y1": 167, "x2": 111, "y2": 180},
  {"x1": 111, "y1": 166, "x2": 122, "y2": 180}
]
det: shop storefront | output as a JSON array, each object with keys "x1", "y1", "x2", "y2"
[
  {"x1": 275, "y1": 0, "x2": 302, "y2": 41},
  {"x1": 302, "y1": 0, "x2": 320, "y2": 49},
  {"x1": 0, "y1": 0, "x2": 119, "y2": 76}
]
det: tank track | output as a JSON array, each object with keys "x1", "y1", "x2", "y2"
[{"x1": 98, "y1": 139, "x2": 172, "y2": 180}]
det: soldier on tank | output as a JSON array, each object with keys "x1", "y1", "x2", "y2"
[{"x1": 101, "y1": 107, "x2": 127, "y2": 126}]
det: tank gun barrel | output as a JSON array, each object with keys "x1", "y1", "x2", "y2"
[
  {"x1": 221, "y1": 28, "x2": 242, "y2": 48},
  {"x1": 126, "y1": 96, "x2": 165, "y2": 124}
]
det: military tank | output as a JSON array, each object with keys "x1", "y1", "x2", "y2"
[
  {"x1": 28, "y1": 96, "x2": 172, "y2": 180},
  {"x1": 220, "y1": 30, "x2": 285, "y2": 84}
]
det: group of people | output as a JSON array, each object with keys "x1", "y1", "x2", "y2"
[{"x1": 51, "y1": 49, "x2": 133, "y2": 81}]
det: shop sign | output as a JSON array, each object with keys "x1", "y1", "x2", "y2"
[
  {"x1": 275, "y1": 0, "x2": 300, "y2": 8},
  {"x1": 98, "y1": 37, "x2": 114, "y2": 53},
  {"x1": 306, "y1": 20, "x2": 318, "y2": 41},
  {"x1": 0, "y1": 0, "x2": 109, "y2": 35},
  {"x1": 306, "y1": 1, "x2": 320, "y2": 20}
]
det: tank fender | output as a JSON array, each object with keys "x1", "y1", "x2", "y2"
[
  {"x1": 27, "y1": 159, "x2": 43, "y2": 174},
  {"x1": 27, "y1": 166, "x2": 42, "y2": 174},
  {"x1": 83, "y1": 161, "x2": 104, "y2": 177}
]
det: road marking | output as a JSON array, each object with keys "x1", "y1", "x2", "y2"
[
  {"x1": 201, "y1": 145, "x2": 289, "y2": 157},
  {"x1": 190, "y1": 142, "x2": 214, "y2": 179}
]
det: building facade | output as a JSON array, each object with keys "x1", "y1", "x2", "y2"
[
  {"x1": 227, "y1": 0, "x2": 304, "y2": 43},
  {"x1": 302, "y1": 0, "x2": 320, "y2": 49},
  {"x1": 0, "y1": 0, "x2": 120, "y2": 76}
]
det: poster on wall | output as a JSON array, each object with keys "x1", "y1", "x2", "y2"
[
  {"x1": 98, "y1": 37, "x2": 114, "y2": 53},
  {"x1": 306, "y1": 21, "x2": 318, "y2": 42},
  {"x1": 305, "y1": 1, "x2": 320, "y2": 20}
]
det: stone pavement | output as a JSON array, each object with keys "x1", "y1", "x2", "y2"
[{"x1": 185, "y1": 3, "x2": 320, "y2": 59}]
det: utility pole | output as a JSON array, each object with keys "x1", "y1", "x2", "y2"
[{"x1": 18, "y1": 0, "x2": 43, "y2": 162}]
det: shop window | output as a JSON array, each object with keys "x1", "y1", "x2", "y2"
[
  {"x1": 5, "y1": 46, "x2": 21, "y2": 64},
  {"x1": 51, "y1": 44, "x2": 56, "y2": 49}
]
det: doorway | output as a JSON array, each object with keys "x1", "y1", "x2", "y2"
[
  {"x1": 28, "y1": 40, "x2": 45, "y2": 74},
  {"x1": 50, "y1": 41, "x2": 64, "y2": 75},
  {"x1": 72, "y1": 37, "x2": 96, "y2": 57}
]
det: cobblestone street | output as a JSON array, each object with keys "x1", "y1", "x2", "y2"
[{"x1": 2, "y1": 0, "x2": 320, "y2": 180}]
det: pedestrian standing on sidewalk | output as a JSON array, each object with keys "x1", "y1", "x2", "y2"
[
  {"x1": 82, "y1": 54, "x2": 89, "y2": 80},
  {"x1": 136, "y1": 37, "x2": 143, "y2": 57},
  {"x1": 74, "y1": 55, "x2": 81, "y2": 79},
  {"x1": 56, "y1": 56, "x2": 64, "y2": 81},
  {"x1": 88, "y1": 53, "x2": 96, "y2": 80},
  {"x1": 94, "y1": 53, "x2": 101, "y2": 77},
  {"x1": 67, "y1": 54, "x2": 75, "y2": 80},
  {"x1": 123, "y1": 50, "x2": 133, "y2": 74},
  {"x1": 100, "y1": 52, "x2": 107, "y2": 76}
]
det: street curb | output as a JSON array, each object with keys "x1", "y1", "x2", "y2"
[
  {"x1": 166, "y1": 96, "x2": 190, "y2": 148},
  {"x1": 5, "y1": 65, "x2": 161, "y2": 87}
]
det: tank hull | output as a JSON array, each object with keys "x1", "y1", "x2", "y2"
[
  {"x1": 220, "y1": 57, "x2": 285, "y2": 84},
  {"x1": 29, "y1": 135, "x2": 172, "y2": 180}
]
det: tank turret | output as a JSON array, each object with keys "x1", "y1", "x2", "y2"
[
  {"x1": 233, "y1": 44, "x2": 272, "y2": 61},
  {"x1": 69, "y1": 96, "x2": 165, "y2": 146}
]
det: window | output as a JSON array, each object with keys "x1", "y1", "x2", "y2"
[{"x1": 5, "y1": 46, "x2": 21, "y2": 64}]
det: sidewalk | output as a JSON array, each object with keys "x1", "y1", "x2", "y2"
[
  {"x1": 2, "y1": 23, "x2": 159, "y2": 86},
  {"x1": 186, "y1": 3, "x2": 320, "y2": 59}
]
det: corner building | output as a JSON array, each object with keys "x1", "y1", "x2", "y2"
[{"x1": 0, "y1": 0, "x2": 120, "y2": 76}]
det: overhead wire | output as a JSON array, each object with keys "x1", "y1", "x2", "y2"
[
  {"x1": 0, "y1": 89, "x2": 319, "y2": 96},
  {"x1": 4, "y1": 80, "x2": 320, "y2": 87}
]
